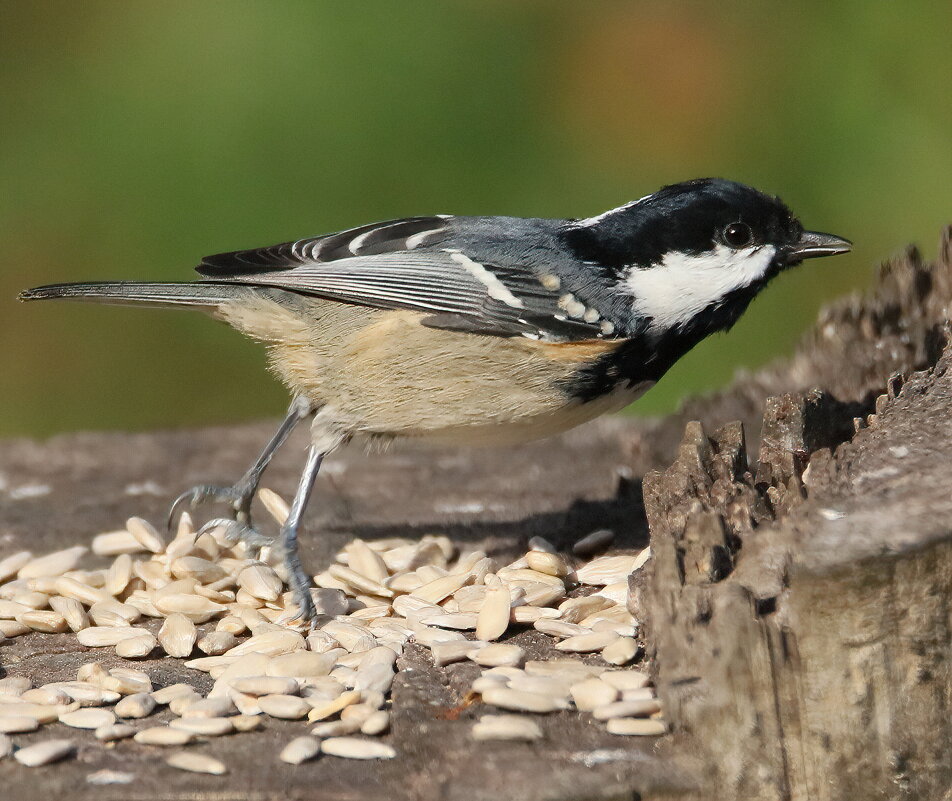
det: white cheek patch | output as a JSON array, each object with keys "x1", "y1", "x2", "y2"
[{"x1": 625, "y1": 244, "x2": 775, "y2": 332}]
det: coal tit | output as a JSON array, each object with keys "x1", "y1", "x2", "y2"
[{"x1": 20, "y1": 177, "x2": 851, "y2": 623}]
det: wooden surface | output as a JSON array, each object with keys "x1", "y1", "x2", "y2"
[{"x1": 1, "y1": 228, "x2": 950, "y2": 800}]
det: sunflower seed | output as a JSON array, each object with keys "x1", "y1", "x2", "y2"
[
  {"x1": 0, "y1": 733, "x2": 10, "y2": 758},
  {"x1": 225, "y1": 629, "x2": 304, "y2": 657},
  {"x1": 230, "y1": 677, "x2": 299, "y2": 697},
  {"x1": 324, "y1": 625, "x2": 377, "y2": 655},
  {"x1": 0, "y1": 677, "x2": 32, "y2": 695},
  {"x1": 521, "y1": 583, "x2": 566, "y2": 607},
  {"x1": 592, "y1": 698, "x2": 662, "y2": 720},
  {"x1": 231, "y1": 714, "x2": 262, "y2": 732},
  {"x1": 601, "y1": 636, "x2": 638, "y2": 665},
  {"x1": 126, "y1": 517, "x2": 165, "y2": 554},
  {"x1": 429, "y1": 640, "x2": 486, "y2": 667},
  {"x1": 22, "y1": 687, "x2": 71, "y2": 706},
  {"x1": 311, "y1": 718, "x2": 361, "y2": 737},
  {"x1": 155, "y1": 593, "x2": 227, "y2": 623},
  {"x1": 168, "y1": 692, "x2": 203, "y2": 716},
  {"x1": 115, "y1": 632, "x2": 158, "y2": 659},
  {"x1": 19, "y1": 546, "x2": 87, "y2": 579},
  {"x1": 506, "y1": 675, "x2": 572, "y2": 699},
  {"x1": 182, "y1": 696, "x2": 236, "y2": 718},
  {"x1": 573, "y1": 529, "x2": 615, "y2": 557},
  {"x1": 480, "y1": 686, "x2": 568, "y2": 713},
  {"x1": 570, "y1": 678, "x2": 619, "y2": 711},
  {"x1": 237, "y1": 564, "x2": 283, "y2": 602},
  {"x1": 534, "y1": 619, "x2": 588, "y2": 638},
  {"x1": 409, "y1": 572, "x2": 472, "y2": 604},
  {"x1": 49, "y1": 596, "x2": 89, "y2": 632},
  {"x1": 259, "y1": 488, "x2": 290, "y2": 524},
  {"x1": 470, "y1": 644, "x2": 525, "y2": 668},
  {"x1": 472, "y1": 714, "x2": 543, "y2": 741},
  {"x1": 265, "y1": 651, "x2": 335, "y2": 679},
  {"x1": 344, "y1": 540, "x2": 390, "y2": 584},
  {"x1": 328, "y1": 565, "x2": 393, "y2": 599},
  {"x1": 12, "y1": 590, "x2": 50, "y2": 609},
  {"x1": 18, "y1": 610, "x2": 68, "y2": 633},
  {"x1": 60, "y1": 708, "x2": 116, "y2": 729},
  {"x1": 605, "y1": 717, "x2": 667, "y2": 736},
  {"x1": 360, "y1": 710, "x2": 389, "y2": 736},
  {"x1": 53, "y1": 682, "x2": 120, "y2": 706},
  {"x1": 170, "y1": 716, "x2": 234, "y2": 736},
  {"x1": 320, "y1": 736, "x2": 396, "y2": 760},
  {"x1": 92, "y1": 531, "x2": 145, "y2": 556},
  {"x1": 0, "y1": 600, "x2": 31, "y2": 619},
  {"x1": 576, "y1": 551, "x2": 649, "y2": 586},
  {"x1": 474, "y1": 584, "x2": 511, "y2": 642},
  {"x1": 600, "y1": 670, "x2": 650, "y2": 691},
  {"x1": 0, "y1": 702, "x2": 60, "y2": 723},
  {"x1": 95, "y1": 723, "x2": 136, "y2": 741},
  {"x1": 89, "y1": 599, "x2": 140, "y2": 627},
  {"x1": 107, "y1": 667, "x2": 153, "y2": 695},
  {"x1": 307, "y1": 690, "x2": 361, "y2": 722},
  {"x1": 0, "y1": 551, "x2": 33, "y2": 582},
  {"x1": 134, "y1": 726, "x2": 194, "y2": 746},
  {"x1": 54, "y1": 577, "x2": 111, "y2": 606},
  {"x1": 76, "y1": 662, "x2": 109, "y2": 685},
  {"x1": 0, "y1": 715, "x2": 39, "y2": 733},
  {"x1": 554, "y1": 631, "x2": 620, "y2": 653},
  {"x1": 0, "y1": 620, "x2": 31, "y2": 637},
  {"x1": 104, "y1": 553, "x2": 134, "y2": 596},
  {"x1": 525, "y1": 551, "x2": 571, "y2": 578},
  {"x1": 156, "y1": 613, "x2": 196, "y2": 658},
  {"x1": 259, "y1": 694, "x2": 311, "y2": 719},
  {"x1": 14, "y1": 739, "x2": 75, "y2": 766},
  {"x1": 280, "y1": 736, "x2": 322, "y2": 764},
  {"x1": 197, "y1": 631, "x2": 238, "y2": 656},
  {"x1": 151, "y1": 683, "x2": 196, "y2": 705},
  {"x1": 114, "y1": 693, "x2": 156, "y2": 719},
  {"x1": 166, "y1": 751, "x2": 227, "y2": 775}
]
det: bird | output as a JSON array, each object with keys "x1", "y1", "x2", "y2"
[{"x1": 19, "y1": 177, "x2": 851, "y2": 624}]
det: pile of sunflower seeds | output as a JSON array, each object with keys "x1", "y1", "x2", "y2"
[{"x1": 0, "y1": 489, "x2": 662, "y2": 772}]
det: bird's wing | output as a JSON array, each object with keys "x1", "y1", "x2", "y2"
[
  {"x1": 196, "y1": 216, "x2": 609, "y2": 341},
  {"x1": 196, "y1": 216, "x2": 451, "y2": 275}
]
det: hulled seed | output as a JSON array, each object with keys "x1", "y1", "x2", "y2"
[
  {"x1": 280, "y1": 736, "x2": 322, "y2": 765},
  {"x1": 14, "y1": 739, "x2": 76, "y2": 767},
  {"x1": 166, "y1": 751, "x2": 227, "y2": 775},
  {"x1": 320, "y1": 737, "x2": 396, "y2": 760}
]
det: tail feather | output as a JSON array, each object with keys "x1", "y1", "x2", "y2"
[{"x1": 18, "y1": 281, "x2": 239, "y2": 310}]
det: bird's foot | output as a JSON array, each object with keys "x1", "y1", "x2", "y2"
[
  {"x1": 283, "y1": 546, "x2": 318, "y2": 629},
  {"x1": 196, "y1": 517, "x2": 273, "y2": 557},
  {"x1": 168, "y1": 482, "x2": 257, "y2": 529}
]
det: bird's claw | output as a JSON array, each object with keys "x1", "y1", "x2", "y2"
[{"x1": 167, "y1": 483, "x2": 252, "y2": 532}]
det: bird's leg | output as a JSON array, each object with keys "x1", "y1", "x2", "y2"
[
  {"x1": 281, "y1": 445, "x2": 324, "y2": 627},
  {"x1": 168, "y1": 396, "x2": 314, "y2": 552}
]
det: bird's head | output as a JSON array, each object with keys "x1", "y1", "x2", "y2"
[{"x1": 567, "y1": 178, "x2": 851, "y2": 338}]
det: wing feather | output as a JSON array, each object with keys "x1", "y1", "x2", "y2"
[{"x1": 196, "y1": 216, "x2": 611, "y2": 341}]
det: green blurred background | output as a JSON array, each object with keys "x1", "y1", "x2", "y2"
[{"x1": 2, "y1": 1, "x2": 950, "y2": 437}]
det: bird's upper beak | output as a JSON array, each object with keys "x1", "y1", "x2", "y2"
[{"x1": 785, "y1": 230, "x2": 852, "y2": 261}]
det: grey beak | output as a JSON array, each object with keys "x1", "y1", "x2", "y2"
[{"x1": 788, "y1": 230, "x2": 852, "y2": 260}]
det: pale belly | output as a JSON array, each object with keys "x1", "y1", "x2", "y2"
[{"x1": 218, "y1": 291, "x2": 650, "y2": 449}]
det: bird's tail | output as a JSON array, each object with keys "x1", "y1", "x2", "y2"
[{"x1": 18, "y1": 281, "x2": 241, "y2": 310}]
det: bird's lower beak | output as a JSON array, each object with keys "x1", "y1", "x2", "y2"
[{"x1": 786, "y1": 230, "x2": 852, "y2": 261}]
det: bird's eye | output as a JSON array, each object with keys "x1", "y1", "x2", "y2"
[{"x1": 723, "y1": 222, "x2": 753, "y2": 248}]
